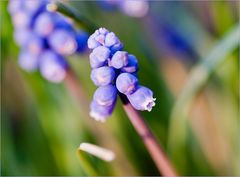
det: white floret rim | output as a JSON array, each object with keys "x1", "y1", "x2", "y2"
[
  {"x1": 143, "y1": 97, "x2": 156, "y2": 112},
  {"x1": 90, "y1": 111, "x2": 106, "y2": 122}
]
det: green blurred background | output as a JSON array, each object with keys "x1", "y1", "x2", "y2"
[{"x1": 1, "y1": 0, "x2": 239, "y2": 176}]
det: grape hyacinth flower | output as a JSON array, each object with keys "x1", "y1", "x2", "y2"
[
  {"x1": 8, "y1": 0, "x2": 88, "y2": 83},
  {"x1": 88, "y1": 28, "x2": 156, "y2": 122},
  {"x1": 93, "y1": 85, "x2": 117, "y2": 107},
  {"x1": 116, "y1": 73, "x2": 138, "y2": 95},
  {"x1": 89, "y1": 46, "x2": 111, "y2": 68},
  {"x1": 91, "y1": 66, "x2": 115, "y2": 86}
]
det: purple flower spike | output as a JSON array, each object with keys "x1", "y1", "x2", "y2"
[
  {"x1": 49, "y1": 29, "x2": 77, "y2": 55},
  {"x1": 39, "y1": 50, "x2": 69, "y2": 83},
  {"x1": 90, "y1": 101, "x2": 115, "y2": 122},
  {"x1": 90, "y1": 46, "x2": 111, "y2": 68},
  {"x1": 121, "y1": 54, "x2": 138, "y2": 73},
  {"x1": 88, "y1": 27, "x2": 156, "y2": 121},
  {"x1": 19, "y1": 50, "x2": 39, "y2": 72},
  {"x1": 127, "y1": 86, "x2": 156, "y2": 111},
  {"x1": 93, "y1": 85, "x2": 117, "y2": 106},
  {"x1": 116, "y1": 73, "x2": 138, "y2": 95},
  {"x1": 91, "y1": 66, "x2": 115, "y2": 86},
  {"x1": 110, "y1": 51, "x2": 128, "y2": 69}
]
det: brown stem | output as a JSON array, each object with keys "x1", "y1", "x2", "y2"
[{"x1": 120, "y1": 94, "x2": 178, "y2": 176}]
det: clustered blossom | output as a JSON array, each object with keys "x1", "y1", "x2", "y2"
[
  {"x1": 8, "y1": 0, "x2": 88, "y2": 83},
  {"x1": 88, "y1": 28, "x2": 156, "y2": 122}
]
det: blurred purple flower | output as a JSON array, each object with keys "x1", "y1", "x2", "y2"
[
  {"x1": 97, "y1": 0, "x2": 149, "y2": 18},
  {"x1": 8, "y1": 0, "x2": 88, "y2": 83},
  {"x1": 13, "y1": 28, "x2": 30, "y2": 46},
  {"x1": 39, "y1": 50, "x2": 69, "y2": 83},
  {"x1": 19, "y1": 50, "x2": 39, "y2": 72},
  {"x1": 119, "y1": 0, "x2": 149, "y2": 18},
  {"x1": 8, "y1": 0, "x2": 22, "y2": 14},
  {"x1": 11, "y1": 10, "x2": 31, "y2": 29},
  {"x1": 25, "y1": 34, "x2": 45, "y2": 55},
  {"x1": 49, "y1": 29, "x2": 77, "y2": 55},
  {"x1": 34, "y1": 12, "x2": 57, "y2": 37}
]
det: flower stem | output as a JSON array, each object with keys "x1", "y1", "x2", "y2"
[{"x1": 119, "y1": 94, "x2": 178, "y2": 176}]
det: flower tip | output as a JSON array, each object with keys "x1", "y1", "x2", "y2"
[
  {"x1": 98, "y1": 27, "x2": 109, "y2": 35},
  {"x1": 146, "y1": 98, "x2": 156, "y2": 112},
  {"x1": 90, "y1": 111, "x2": 106, "y2": 122}
]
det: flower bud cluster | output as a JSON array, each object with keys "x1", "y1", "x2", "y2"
[
  {"x1": 8, "y1": 0, "x2": 88, "y2": 83},
  {"x1": 88, "y1": 28, "x2": 156, "y2": 122}
]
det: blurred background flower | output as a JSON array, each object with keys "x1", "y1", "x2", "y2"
[
  {"x1": 98, "y1": 0, "x2": 149, "y2": 18},
  {"x1": 8, "y1": 0, "x2": 88, "y2": 83},
  {"x1": 1, "y1": 0, "x2": 239, "y2": 176}
]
